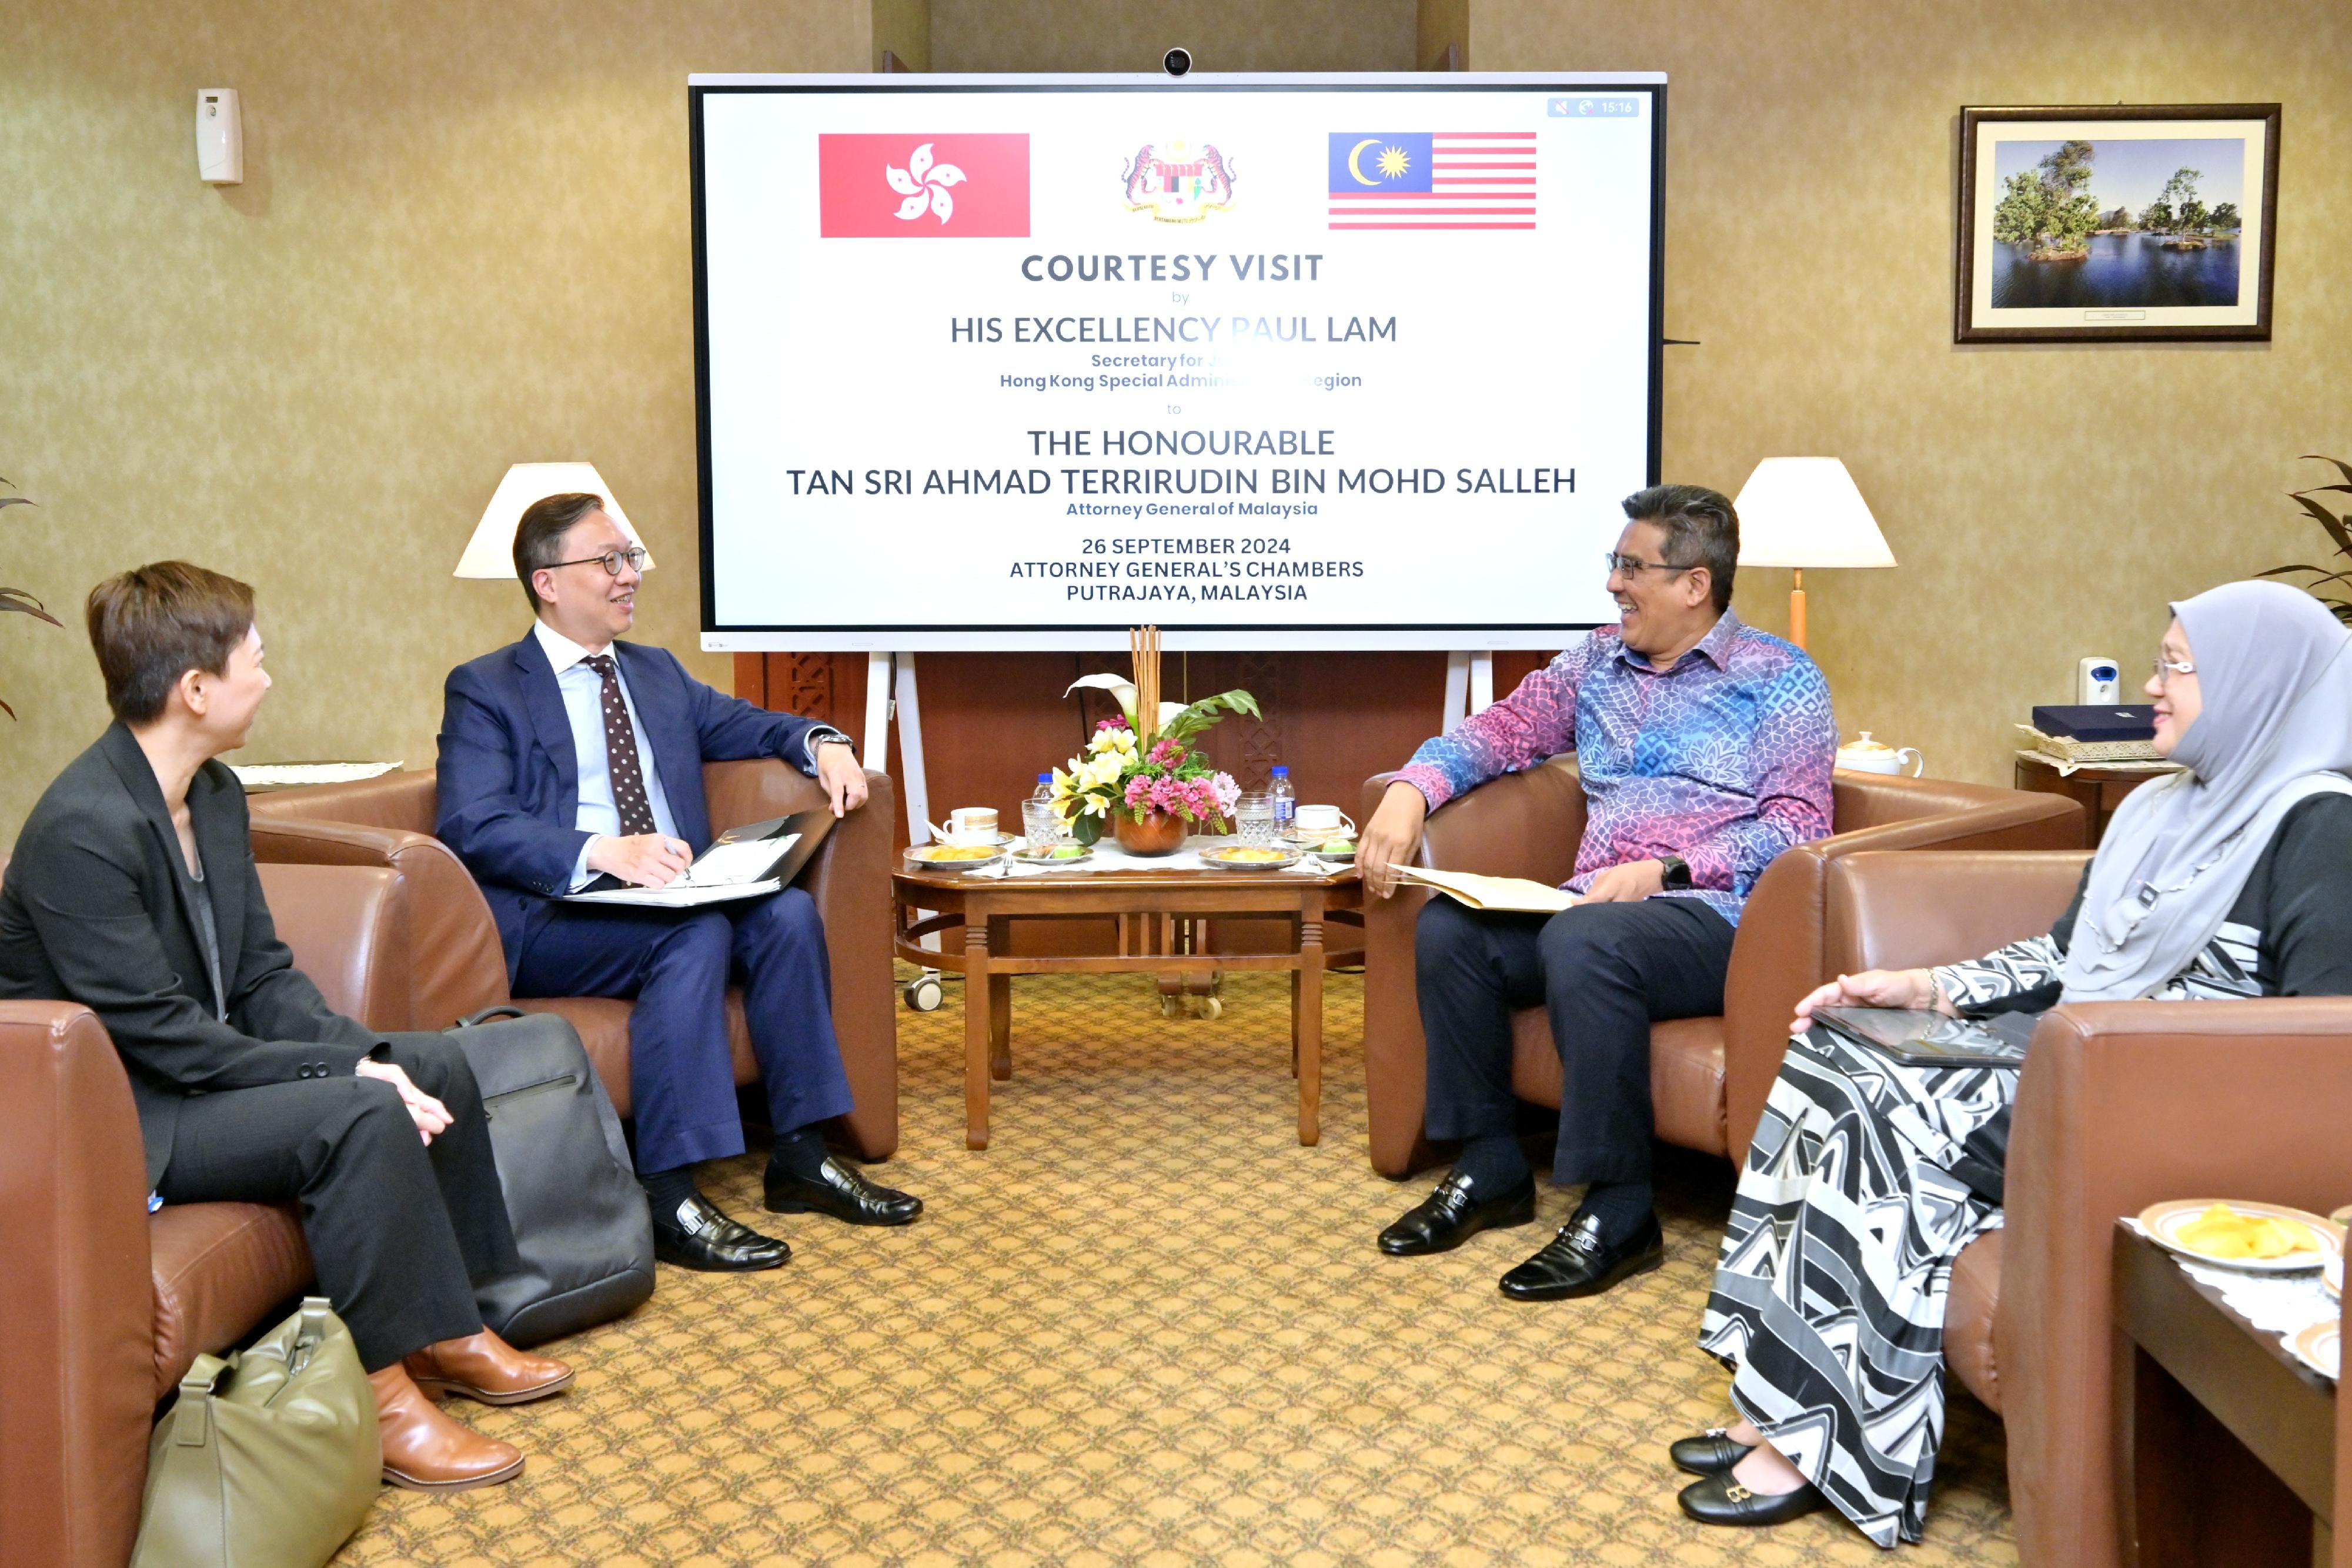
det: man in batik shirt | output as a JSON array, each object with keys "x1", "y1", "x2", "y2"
[{"x1": 1358, "y1": 484, "x2": 1835, "y2": 1300}]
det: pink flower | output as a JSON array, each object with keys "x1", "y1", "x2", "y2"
[
  {"x1": 1211, "y1": 772, "x2": 1240, "y2": 813},
  {"x1": 1148, "y1": 738, "x2": 1185, "y2": 767},
  {"x1": 1124, "y1": 776, "x2": 1152, "y2": 809},
  {"x1": 1096, "y1": 717, "x2": 1132, "y2": 734}
]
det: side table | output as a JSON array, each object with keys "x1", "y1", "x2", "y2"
[
  {"x1": 2112, "y1": 1223, "x2": 2343, "y2": 1566},
  {"x1": 894, "y1": 861, "x2": 1364, "y2": 1150},
  {"x1": 2013, "y1": 751, "x2": 2182, "y2": 847}
]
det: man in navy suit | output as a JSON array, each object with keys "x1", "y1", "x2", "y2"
[{"x1": 437, "y1": 492, "x2": 921, "y2": 1272}]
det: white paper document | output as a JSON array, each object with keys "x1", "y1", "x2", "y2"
[
  {"x1": 564, "y1": 878, "x2": 784, "y2": 908},
  {"x1": 562, "y1": 833, "x2": 801, "y2": 907}
]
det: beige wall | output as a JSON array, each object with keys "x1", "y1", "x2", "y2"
[
  {"x1": 0, "y1": 1, "x2": 867, "y2": 839},
  {"x1": 1470, "y1": 0, "x2": 2351, "y2": 785},
  {"x1": 929, "y1": 0, "x2": 1414, "y2": 73},
  {"x1": 6, "y1": 1, "x2": 2344, "y2": 840}
]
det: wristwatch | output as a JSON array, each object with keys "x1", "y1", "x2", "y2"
[
  {"x1": 814, "y1": 734, "x2": 856, "y2": 752},
  {"x1": 1656, "y1": 854, "x2": 1692, "y2": 891}
]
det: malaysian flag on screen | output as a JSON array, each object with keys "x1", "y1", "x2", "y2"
[{"x1": 1327, "y1": 131, "x2": 1537, "y2": 229}]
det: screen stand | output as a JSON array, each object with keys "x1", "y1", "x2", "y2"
[
  {"x1": 867, "y1": 653, "x2": 943, "y2": 971},
  {"x1": 1441, "y1": 650, "x2": 1495, "y2": 731}
]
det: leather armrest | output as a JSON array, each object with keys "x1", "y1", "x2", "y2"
[
  {"x1": 1823, "y1": 850, "x2": 2092, "y2": 975},
  {"x1": 0, "y1": 1002, "x2": 153, "y2": 1568},
  {"x1": 1357, "y1": 758, "x2": 1585, "y2": 1176},
  {"x1": 1719, "y1": 794, "x2": 2090, "y2": 1164},
  {"x1": 1999, "y1": 999, "x2": 2352, "y2": 1568},
  {"x1": 248, "y1": 817, "x2": 509, "y2": 1028}
]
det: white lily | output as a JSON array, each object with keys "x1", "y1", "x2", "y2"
[{"x1": 1063, "y1": 672, "x2": 1187, "y2": 735}]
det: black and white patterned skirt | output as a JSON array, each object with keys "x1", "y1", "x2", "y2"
[{"x1": 1697, "y1": 1028, "x2": 2017, "y2": 1547}]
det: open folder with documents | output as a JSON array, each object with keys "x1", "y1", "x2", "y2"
[
  {"x1": 1392, "y1": 865, "x2": 1579, "y2": 914},
  {"x1": 563, "y1": 809, "x2": 835, "y2": 908}
]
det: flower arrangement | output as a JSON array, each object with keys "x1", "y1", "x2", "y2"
[{"x1": 1048, "y1": 626, "x2": 1260, "y2": 848}]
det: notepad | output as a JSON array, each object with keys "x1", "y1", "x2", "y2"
[
  {"x1": 1394, "y1": 865, "x2": 1579, "y2": 914},
  {"x1": 563, "y1": 809, "x2": 835, "y2": 908}
]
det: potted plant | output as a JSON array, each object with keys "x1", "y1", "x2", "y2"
[
  {"x1": 1050, "y1": 627, "x2": 1259, "y2": 854},
  {"x1": 2264, "y1": 455, "x2": 2352, "y2": 626},
  {"x1": 1, "y1": 474, "x2": 59, "y2": 718}
]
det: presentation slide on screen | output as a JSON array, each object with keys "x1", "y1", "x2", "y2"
[{"x1": 693, "y1": 74, "x2": 1662, "y2": 650}]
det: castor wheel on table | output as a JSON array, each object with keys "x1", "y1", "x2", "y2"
[
  {"x1": 903, "y1": 972, "x2": 944, "y2": 1012},
  {"x1": 1197, "y1": 994, "x2": 1223, "y2": 1021}
]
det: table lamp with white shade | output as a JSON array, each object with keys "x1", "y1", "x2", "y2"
[
  {"x1": 1732, "y1": 457, "x2": 1893, "y2": 651},
  {"x1": 452, "y1": 462, "x2": 654, "y2": 580}
]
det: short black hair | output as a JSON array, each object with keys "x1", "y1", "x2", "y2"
[
  {"x1": 1621, "y1": 483, "x2": 1738, "y2": 613},
  {"x1": 512, "y1": 492, "x2": 608, "y2": 614}
]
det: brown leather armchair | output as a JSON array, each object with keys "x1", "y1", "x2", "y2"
[
  {"x1": 1818, "y1": 848, "x2": 2352, "y2": 1568},
  {"x1": 1, "y1": 857, "x2": 418, "y2": 1568},
  {"x1": 1355, "y1": 760, "x2": 2087, "y2": 1176},
  {"x1": 246, "y1": 762, "x2": 901, "y2": 1161}
]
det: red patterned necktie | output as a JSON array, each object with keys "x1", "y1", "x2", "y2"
[{"x1": 581, "y1": 654, "x2": 659, "y2": 837}]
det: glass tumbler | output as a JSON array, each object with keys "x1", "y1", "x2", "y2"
[
  {"x1": 1234, "y1": 792, "x2": 1278, "y2": 846},
  {"x1": 1021, "y1": 798, "x2": 1065, "y2": 849}
]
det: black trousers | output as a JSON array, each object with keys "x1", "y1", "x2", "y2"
[
  {"x1": 154, "y1": 1032, "x2": 522, "y2": 1372},
  {"x1": 1415, "y1": 894, "x2": 1738, "y2": 1186}
]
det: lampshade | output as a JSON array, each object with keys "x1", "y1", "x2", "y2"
[
  {"x1": 1732, "y1": 457, "x2": 1895, "y2": 570},
  {"x1": 453, "y1": 462, "x2": 653, "y2": 579}
]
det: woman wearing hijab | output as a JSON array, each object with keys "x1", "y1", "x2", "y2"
[{"x1": 1671, "y1": 580, "x2": 2352, "y2": 1544}]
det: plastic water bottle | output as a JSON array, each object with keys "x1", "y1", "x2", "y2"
[
  {"x1": 1269, "y1": 766, "x2": 1297, "y2": 835},
  {"x1": 1031, "y1": 773, "x2": 1054, "y2": 803}
]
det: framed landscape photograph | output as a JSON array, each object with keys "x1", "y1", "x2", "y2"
[{"x1": 1955, "y1": 104, "x2": 2279, "y2": 343}]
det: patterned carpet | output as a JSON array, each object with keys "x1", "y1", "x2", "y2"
[{"x1": 336, "y1": 969, "x2": 2017, "y2": 1566}]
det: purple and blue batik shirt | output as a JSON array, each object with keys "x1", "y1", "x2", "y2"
[{"x1": 1394, "y1": 611, "x2": 1836, "y2": 925}]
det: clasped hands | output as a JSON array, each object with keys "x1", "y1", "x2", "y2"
[
  {"x1": 1357, "y1": 778, "x2": 1668, "y2": 902},
  {"x1": 587, "y1": 741, "x2": 873, "y2": 890},
  {"x1": 355, "y1": 1058, "x2": 452, "y2": 1144}
]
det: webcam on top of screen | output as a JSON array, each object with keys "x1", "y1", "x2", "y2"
[{"x1": 1162, "y1": 47, "x2": 1192, "y2": 77}]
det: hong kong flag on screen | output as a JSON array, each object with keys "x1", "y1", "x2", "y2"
[{"x1": 818, "y1": 134, "x2": 1030, "y2": 237}]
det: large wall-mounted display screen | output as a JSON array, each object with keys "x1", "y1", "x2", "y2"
[{"x1": 692, "y1": 73, "x2": 1665, "y2": 651}]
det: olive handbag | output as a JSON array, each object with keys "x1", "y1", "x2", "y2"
[{"x1": 129, "y1": 1297, "x2": 381, "y2": 1568}]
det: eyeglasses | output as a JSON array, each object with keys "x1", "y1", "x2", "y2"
[
  {"x1": 2151, "y1": 654, "x2": 2197, "y2": 684},
  {"x1": 1602, "y1": 551, "x2": 1694, "y2": 579},
  {"x1": 545, "y1": 546, "x2": 648, "y2": 577}
]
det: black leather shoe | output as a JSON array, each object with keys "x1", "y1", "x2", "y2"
[
  {"x1": 1497, "y1": 1210, "x2": 1663, "y2": 1300},
  {"x1": 1676, "y1": 1470, "x2": 1828, "y2": 1526},
  {"x1": 764, "y1": 1155, "x2": 923, "y2": 1226},
  {"x1": 1377, "y1": 1171, "x2": 1538, "y2": 1256},
  {"x1": 1669, "y1": 1429, "x2": 1755, "y2": 1476},
  {"x1": 650, "y1": 1193, "x2": 790, "y2": 1271}
]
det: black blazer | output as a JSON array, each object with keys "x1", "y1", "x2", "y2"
[{"x1": 0, "y1": 724, "x2": 381, "y2": 1188}]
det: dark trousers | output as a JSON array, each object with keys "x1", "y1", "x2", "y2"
[
  {"x1": 510, "y1": 886, "x2": 855, "y2": 1175},
  {"x1": 1416, "y1": 894, "x2": 1737, "y2": 1186},
  {"x1": 155, "y1": 1032, "x2": 520, "y2": 1372}
]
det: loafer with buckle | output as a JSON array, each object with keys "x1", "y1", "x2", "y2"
[
  {"x1": 652, "y1": 1192, "x2": 790, "y2": 1271},
  {"x1": 1377, "y1": 1171, "x2": 1538, "y2": 1256},
  {"x1": 1497, "y1": 1210, "x2": 1663, "y2": 1300},
  {"x1": 764, "y1": 1155, "x2": 924, "y2": 1226},
  {"x1": 1669, "y1": 1427, "x2": 1755, "y2": 1475},
  {"x1": 1676, "y1": 1470, "x2": 1828, "y2": 1526}
]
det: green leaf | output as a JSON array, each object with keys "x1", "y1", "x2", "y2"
[
  {"x1": 1071, "y1": 813, "x2": 1102, "y2": 846},
  {"x1": 0, "y1": 497, "x2": 34, "y2": 511},
  {"x1": 1157, "y1": 688, "x2": 1261, "y2": 745},
  {"x1": 2301, "y1": 455, "x2": 2352, "y2": 489},
  {"x1": 2288, "y1": 493, "x2": 2352, "y2": 559}
]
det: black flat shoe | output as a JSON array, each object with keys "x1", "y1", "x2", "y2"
[
  {"x1": 651, "y1": 1193, "x2": 790, "y2": 1271},
  {"x1": 1497, "y1": 1210, "x2": 1663, "y2": 1300},
  {"x1": 1676, "y1": 1470, "x2": 1828, "y2": 1526},
  {"x1": 765, "y1": 1155, "x2": 924, "y2": 1226},
  {"x1": 1377, "y1": 1172, "x2": 1538, "y2": 1256},
  {"x1": 1669, "y1": 1429, "x2": 1755, "y2": 1475}
]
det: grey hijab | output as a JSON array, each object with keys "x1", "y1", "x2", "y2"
[{"x1": 2061, "y1": 581, "x2": 2352, "y2": 1002}]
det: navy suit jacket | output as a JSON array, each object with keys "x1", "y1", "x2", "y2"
[{"x1": 436, "y1": 632, "x2": 827, "y2": 977}]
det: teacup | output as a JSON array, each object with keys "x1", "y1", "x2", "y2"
[
  {"x1": 1836, "y1": 732, "x2": 1925, "y2": 777},
  {"x1": 1294, "y1": 804, "x2": 1357, "y2": 838},
  {"x1": 947, "y1": 806, "x2": 1000, "y2": 846}
]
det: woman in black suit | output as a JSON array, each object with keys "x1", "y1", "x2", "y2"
[{"x1": 0, "y1": 561, "x2": 570, "y2": 1493}]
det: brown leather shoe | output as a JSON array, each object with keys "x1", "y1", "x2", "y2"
[
  {"x1": 403, "y1": 1329, "x2": 574, "y2": 1406},
  {"x1": 368, "y1": 1363, "x2": 525, "y2": 1492}
]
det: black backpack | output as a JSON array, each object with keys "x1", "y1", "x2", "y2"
[{"x1": 446, "y1": 1007, "x2": 656, "y2": 1345}]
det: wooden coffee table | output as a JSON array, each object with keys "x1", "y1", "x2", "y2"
[{"x1": 893, "y1": 854, "x2": 1362, "y2": 1150}]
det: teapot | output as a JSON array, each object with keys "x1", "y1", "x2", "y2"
[{"x1": 1836, "y1": 731, "x2": 1925, "y2": 777}]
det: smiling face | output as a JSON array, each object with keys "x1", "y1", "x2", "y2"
[
  {"x1": 531, "y1": 510, "x2": 641, "y2": 649},
  {"x1": 1606, "y1": 518, "x2": 1716, "y2": 661},
  {"x1": 2147, "y1": 618, "x2": 2201, "y2": 757}
]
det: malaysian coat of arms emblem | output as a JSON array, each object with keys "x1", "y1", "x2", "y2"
[{"x1": 1121, "y1": 141, "x2": 1237, "y2": 223}]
